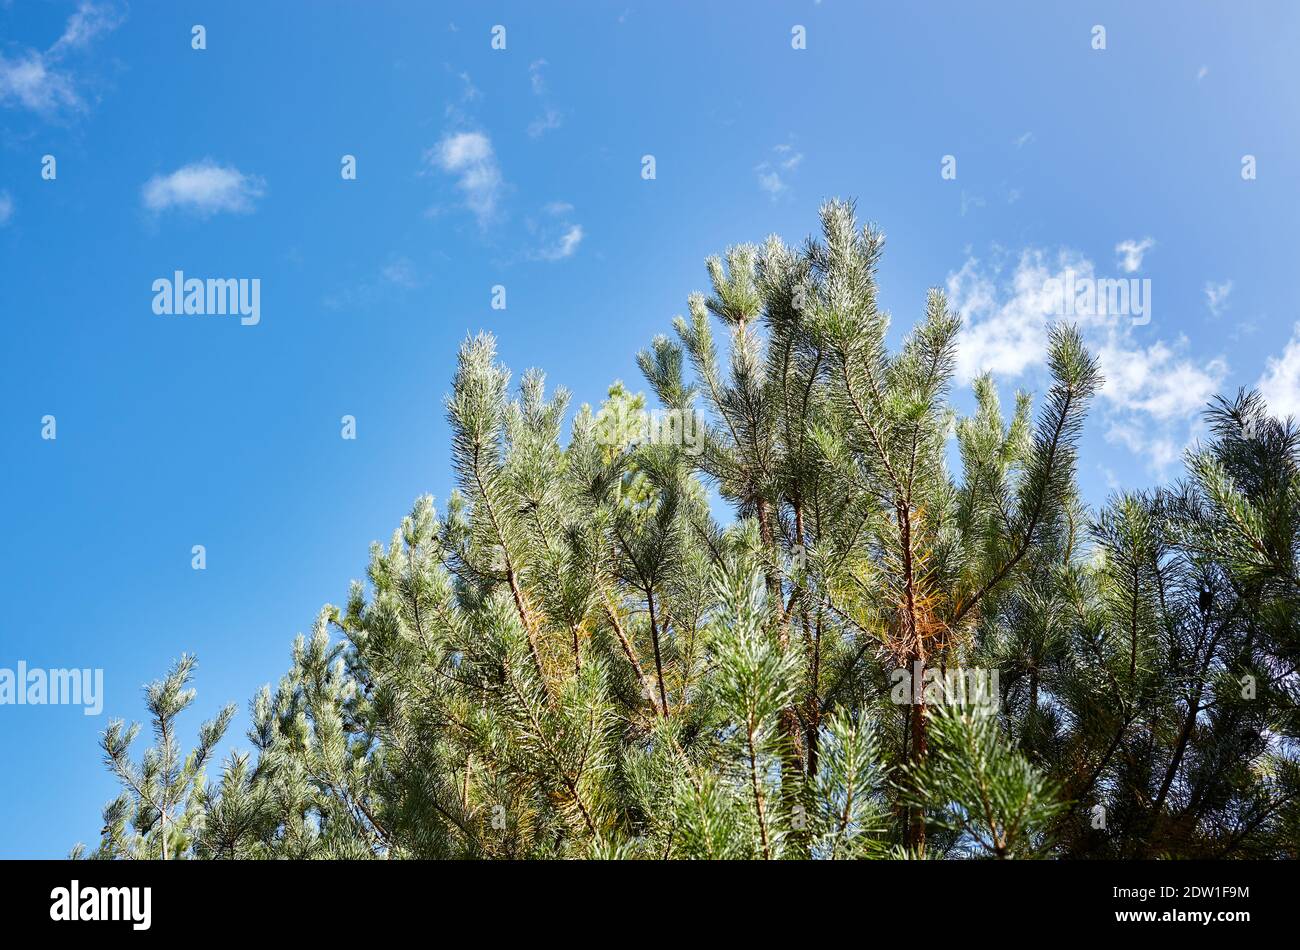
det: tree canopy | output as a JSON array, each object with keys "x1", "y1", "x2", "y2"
[{"x1": 76, "y1": 201, "x2": 1300, "y2": 860}]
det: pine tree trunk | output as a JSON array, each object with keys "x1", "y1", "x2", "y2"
[
  {"x1": 646, "y1": 590, "x2": 669, "y2": 717},
  {"x1": 907, "y1": 654, "x2": 927, "y2": 854},
  {"x1": 757, "y1": 495, "x2": 809, "y2": 853}
]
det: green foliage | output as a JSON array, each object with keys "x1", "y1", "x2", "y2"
[
  {"x1": 904, "y1": 705, "x2": 1066, "y2": 858},
  {"x1": 78, "y1": 202, "x2": 1300, "y2": 861},
  {"x1": 76, "y1": 656, "x2": 234, "y2": 860}
]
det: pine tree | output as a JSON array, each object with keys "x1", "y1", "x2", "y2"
[
  {"x1": 74, "y1": 655, "x2": 234, "y2": 860},
  {"x1": 76, "y1": 201, "x2": 1300, "y2": 860}
]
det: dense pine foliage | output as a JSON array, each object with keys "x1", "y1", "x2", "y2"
[{"x1": 77, "y1": 202, "x2": 1300, "y2": 859}]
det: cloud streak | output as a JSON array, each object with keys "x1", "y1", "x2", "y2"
[
  {"x1": 535, "y1": 224, "x2": 583, "y2": 261},
  {"x1": 526, "y1": 60, "x2": 563, "y2": 138}
]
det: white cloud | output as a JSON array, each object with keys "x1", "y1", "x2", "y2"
[
  {"x1": 0, "y1": 191, "x2": 13, "y2": 226},
  {"x1": 0, "y1": 2, "x2": 122, "y2": 116},
  {"x1": 946, "y1": 249, "x2": 1079, "y2": 382},
  {"x1": 1013, "y1": 131, "x2": 1034, "y2": 148},
  {"x1": 947, "y1": 246, "x2": 1228, "y2": 477},
  {"x1": 0, "y1": 51, "x2": 82, "y2": 113},
  {"x1": 142, "y1": 161, "x2": 266, "y2": 215},
  {"x1": 1115, "y1": 237, "x2": 1155, "y2": 273},
  {"x1": 757, "y1": 168, "x2": 786, "y2": 197},
  {"x1": 1095, "y1": 336, "x2": 1226, "y2": 421},
  {"x1": 537, "y1": 224, "x2": 583, "y2": 261},
  {"x1": 1257, "y1": 323, "x2": 1300, "y2": 420},
  {"x1": 1197, "y1": 65, "x2": 1209, "y2": 81},
  {"x1": 437, "y1": 130, "x2": 492, "y2": 167},
  {"x1": 427, "y1": 131, "x2": 503, "y2": 226},
  {"x1": 755, "y1": 143, "x2": 804, "y2": 198},
  {"x1": 50, "y1": 1, "x2": 123, "y2": 56},
  {"x1": 1204, "y1": 280, "x2": 1233, "y2": 317},
  {"x1": 527, "y1": 203, "x2": 584, "y2": 261}
]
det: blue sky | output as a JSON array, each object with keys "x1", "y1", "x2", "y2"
[{"x1": 2, "y1": 0, "x2": 1298, "y2": 857}]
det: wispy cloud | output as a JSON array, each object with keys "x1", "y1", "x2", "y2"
[
  {"x1": 527, "y1": 202, "x2": 584, "y2": 261},
  {"x1": 0, "y1": 191, "x2": 13, "y2": 226},
  {"x1": 1115, "y1": 237, "x2": 1155, "y2": 273},
  {"x1": 50, "y1": 1, "x2": 123, "y2": 56},
  {"x1": 324, "y1": 256, "x2": 427, "y2": 311},
  {"x1": 1204, "y1": 280, "x2": 1233, "y2": 317},
  {"x1": 380, "y1": 256, "x2": 420, "y2": 288},
  {"x1": 529, "y1": 59, "x2": 549, "y2": 95},
  {"x1": 774, "y1": 143, "x2": 803, "y2": 169},
  {"x1": 526, "y1": 60, "x2": 563, "y2": 138},
  {"x1": 527, "y1": 107, "x2": 562, "y2": 138},
  {"x1": 0, "y1": 1, "x2": 123, "y2": 116},
  {"x1": 142, "y1": 161, "x2": 267, "y2": 216},
  {"x1": 756, "y1": 168, "x2": 785, "y2": 197},
  {"x1": 457, "y1": 71, "x2": 481, "y2": 103},
  {"x1": 1013, "y1": 131, "x2": 1034, "y2": 148},
  {"x1": 441, "y1": 67, "x2": 483, "y2": 125},
  {"x1": 426, "y1": 130, "x2": 504, "y2": 227},
  {"x1": 0, "y1": 51, "x2": 81, "y2": 113},
  {"x1": 755, "y1": 143, "x2": 804, "y2": 198},
  {"x1": 538, "y1": 224, "x2": 583, "y2": 261}
]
